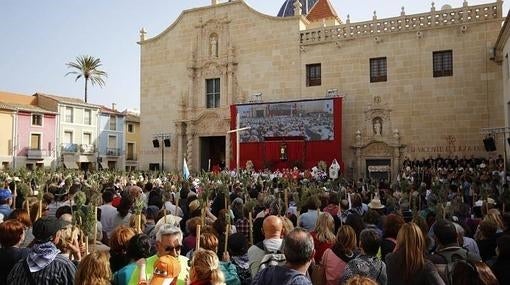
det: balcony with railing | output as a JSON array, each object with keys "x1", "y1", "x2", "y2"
[
  {"x1": 106, "y1": 148, "x2": 120, "y2": 156},
  {"x1": 27, "y1": 149, "x2": 49, "y2": 159},
  {"x1": 61, "y1": 143, "x2": 78, "y2": 153},
  {"x1": 299, "y1": 1, "x2": 503, "y2": 45},
  {"x1": 80, "y1": 144, "x2": 95, "y2": 154}
]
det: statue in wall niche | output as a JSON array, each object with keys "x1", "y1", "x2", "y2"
[
  {"x1": 355, "y1": 130, "x2": 362, "y2": 144},
  {"x1": 210, "y1": 36, "x2": 218, "y2": 57},
  {"x1": 373, "y1": 118, "x2": 382, "y2": 136}
]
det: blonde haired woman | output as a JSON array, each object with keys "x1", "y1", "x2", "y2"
[
  {"x1": 75, "y1": 251, "x2": 112, "y2": 285},
  {"x1": 311, "y1": 212, "x2": 336, "y2": 263},
  {"x1": 190, "y1": 249, "x2": 226, "y2": 285},
  {"x1": 385, "y1": 223, "x2": 445, "y2": 285},
  {"x1": 54, "y1": 225, "x2": 82, "y2": 263},
  {"x1": 345, "y1": 275, "x2": 377, "y2": 285}
]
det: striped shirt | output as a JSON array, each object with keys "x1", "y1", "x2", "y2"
[{"x1": 7, "y1": 255, "x2": 77, "y2": 285}]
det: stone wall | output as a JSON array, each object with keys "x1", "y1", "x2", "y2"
[{"x1": 140, "y1": 0, "x2": 505, "y2": 176}]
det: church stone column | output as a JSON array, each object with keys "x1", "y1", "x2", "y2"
[
  {"x1": 225, "y1": 132, "x2": 231, "y2": 170},
  {"x1": 186, "y1": 123, "x2": 194, "y2": 172},
  {"x1": 355, "y1": 148, "x2": 362, "y2": 180},
  {"x1": 393, "y1": 147, "x2": 400, "y2": 182},
  {"x1": 226, "y1": 64, "x2": 234, "y2": 106},
  {"x1": 175, "y1": 122, "x2": 184, "y2": 171},
  {"x1": 187, "y1": 67, "x2": 196, "y2": 109}
]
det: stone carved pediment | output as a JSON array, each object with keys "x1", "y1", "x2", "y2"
[
  {"x1": 200, "y1": 61, "x2": 225, "y2": 77},
  {"x1": 193, "y1": 111, "x2": 229, "y2": 134},
  {"x1": 362, "y1": 142, "x2": 393, "y2": 157}
]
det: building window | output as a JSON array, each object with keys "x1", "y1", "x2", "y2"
[
  {"x1": 30, "y1": 134, "x2": 41, "y2": 150},
  {"x1": 65, "y1": 107, "x2": 73, "y2": 122},
  {"x1": 32, "y1": 114, "x2": 43, "y2": 126},
  {"x1": 127, "y1": 143, "x2": 135, "y2": 160},
  {"x1": 370, "y1": 57, "x2": 387, "y2": 82},
  {"x1": 64, "y1": 131, "x2": 73, "y2": 144},
  {"x1": 108, "y1": 135, "x2": 117, "y2": 148},
  {"x1": 433, "y1": 50, "x2": 453, "y2": 77},
  {"x1": 206, "y1": 78, "x2": 220, "y2": 108},
  {"x1": 84, "y1": 109, "x2": 91, "y2": 125},
  {"x1": 128, "y1": 123, "x2": 134, "y2": 133},
  {"x1": 109, "y1": 115, "x2": 117, "y2": 130},
  {"x1": 306, "y1": 63, "x2": 321, "y2": 87},
  {"x1": 83, "y1": 133, "x2": 91, "y2": 145}
]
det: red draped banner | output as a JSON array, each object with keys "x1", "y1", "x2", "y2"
[{"x1": 230, "y1": 97, "x2": 343, "y2": 171}]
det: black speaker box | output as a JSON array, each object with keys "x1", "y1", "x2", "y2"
[{"x1": 483, "y1": 137, "x2": 496, "y2": 152}]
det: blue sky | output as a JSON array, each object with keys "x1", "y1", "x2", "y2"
[{"x1": 1, "y1": 0, "x2": 506, "y2": 110}]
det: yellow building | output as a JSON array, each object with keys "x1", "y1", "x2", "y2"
[
  {"x1": 124, "y1": 110, "x2": 140, "y2": 171},
  {"x1": 140, "y1": 0, "x2": 505, "y2": 180},
  {"x1": 0, "y1": 103, "x2": 15, "y2": 169}
]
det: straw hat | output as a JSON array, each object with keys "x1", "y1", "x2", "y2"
[{"x1": 368, "y1": 197, "x2": 385, "y2": 209}]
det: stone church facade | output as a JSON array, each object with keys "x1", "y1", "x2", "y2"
[{"x1": 139, "y1": 0, "x2": 504, "y2": 181}]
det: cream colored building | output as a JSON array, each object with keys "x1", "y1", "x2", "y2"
[
  {"x1": 124, "y1": 111, "x2": 140, "y2": 171},
  {"x1": 495, "y1": 10, "x2": 510, "y2": 171},
  {"x1": 140, "y1": 0, "x2": 505, "y2": 180},
  {"x1": 36, "y1": 93, "x2": 100, "y2": 170}
]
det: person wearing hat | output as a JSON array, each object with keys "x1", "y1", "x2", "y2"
[
  {"x1": 367, "y1": 195, "x2": 385, "y2": 213},
  {"x1": 7, "y1": 216, "x2": 77, "y2": 285},
  {"x1": 0, "y1": 188, "x2": 13, "y2": 217},
  {"x1": 123, "y1": 225, "x2": 190, "y2": 285}
]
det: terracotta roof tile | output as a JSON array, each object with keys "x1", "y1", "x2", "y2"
[
  {"x1": 125, "y1": 114, "x2": 140, "y2": 123},
  {"x1": 98, "y1": 105, "x2": 124, "y2": 115},
  {"x1": 0, "y1": 90, "x2": 36, "y2": 105},
  {"x1": 0, "y1": 101, "x2": 56, "y2": 114},
  {"x1": 306, "y1": 0, "x2": 339, "y2": 22},
  {"x1": 36, "y1": 92, "x2": 98, "y2": 108}
]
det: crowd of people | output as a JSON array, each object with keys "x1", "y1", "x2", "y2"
[
  {"x1": 240, "y1": 112, "x2": 334, "y2": 142},
  {"x1": 0, "y1": 153, "x2": 508, "y2": 285}
]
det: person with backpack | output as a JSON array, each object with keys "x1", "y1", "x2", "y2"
[
  {"x1": 429, "y1": 220, "x2": 481, "y2": 285},
  {"x1": 252, "y1": 228, "x2": 314, "y2": 285},
  {"x1": 227, "y1": 233, "x2": 251, "y2": 285},
  {"x1": 341, "y1": 228, "x2": 387, "y2": 285},
  {"x1": 247, "y1": 215, "x2": 284, "y2": 277}
]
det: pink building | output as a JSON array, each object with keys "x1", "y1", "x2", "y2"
[{"x1": 0, "y1": 100, "x2": 57, "y2": 169}]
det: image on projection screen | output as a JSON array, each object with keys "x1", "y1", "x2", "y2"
[{"x1": 237, "y1": 99, "x2": 334, "y2": 143}]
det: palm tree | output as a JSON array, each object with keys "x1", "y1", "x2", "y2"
[{"x1": 65, "y1": 55, "x2": 107, "y2": 103}]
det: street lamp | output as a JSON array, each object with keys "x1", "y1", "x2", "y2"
[{"x1": 153, "y1": 133, "x2": 171, "y2": 171}]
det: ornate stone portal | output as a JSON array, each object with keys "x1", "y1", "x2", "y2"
[
  {"x1": 172, "y1": 15, "x2": 238, "y2": 172},
  {"x1": 352, "y1": 96, "x2": 405, "y2": 182}
]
